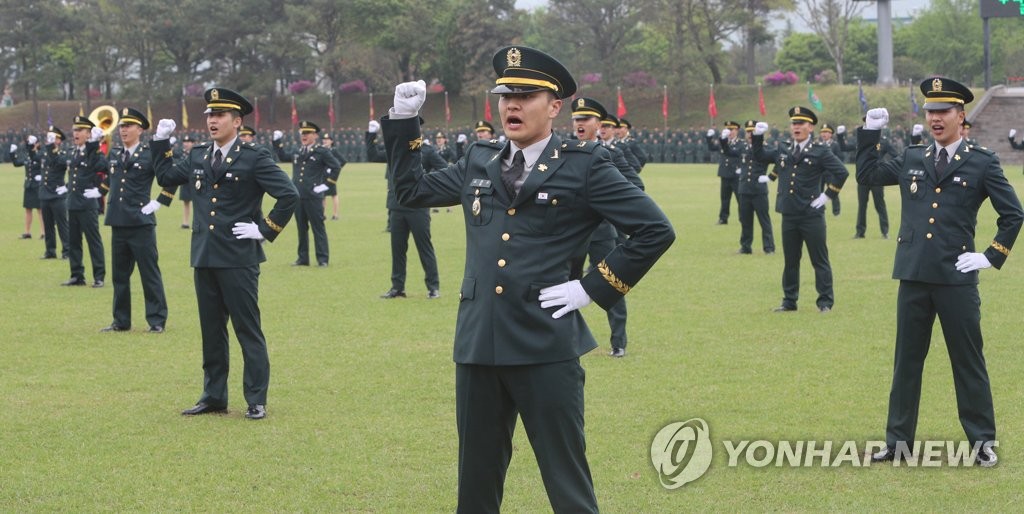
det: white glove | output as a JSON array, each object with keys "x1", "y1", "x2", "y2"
[
  {"x1": 538, "y1": 280, "x2": 592, "y2": 319},
  {"x1": 810, "y1": 192, "x2": 830, "y2": 209},
  {"x1": 753, "y1": 122, "x2": 768, "y2": 136},
  {"x1": 912, "y1": 124, "x2": 924, "y2": 136},
  {"x1": 169, "y1": 136, "x2": 177, "y2": 145},
  {"x1": 757, "y1": 175, "x2": 770, "y2": 184},
  {"x1": 34, "y1": 175, "x2": 42, "y2": 182},
  {"x1": 273, "y1": 130, "x2": 283, "y2": 141},
  {"x1": 46, "y1": 132, "x2": 57, "y2": 144},
  {"x1": 9, "y1": 144, "x2": 16, "y2": 153},
  {"x1": 392, "y1": 80, "x2": 427, "y2": 117},
  {"x1": 864, "y1": 108, "x2": 889, "y2": 130},
  {"x1": 141, "y1": 200, "x2": 161, "y2": 215},
  {"x1": 955, "y1": 252, "x2": 991, "y2": 273},
  {"x1": 457, "y1": 134, "x2": 467, "y2": 143},
  {"x1": 89, "y1": 126, "x2": 104, "y2": 142},
  {"x1": 313, "y1": 184, "x2": 329, "y2": 194},
  {"x1": 154, "y1": 119, "x2": 176, "y2": 141},
  {"x1": 722, "y1": 128, "x2": 732, "y2": 139},
  {"x1": 232, "y1": 221, "x2": 265, "y2": 240},
  {"x1": 706, "y1": 129, "x2": 716, "y2": 137},
  {"x1": 735, "y1": 168, "x2": 741, "y2": 175},
  {"x1": 27, "y1": 135, "x2": 38, "y2": 145},
  {"x1": 1010, "y1": 129, "x2": 1017, "y2": 139},
  {"x1": 55, "y1": 185, "x2": 68, "y2": 195},
  {"x1": 83, "y1": 187, "x2": 102, "y2": 199},
  {"x1": 368, "y1": 120, "x2": 380, "y2": 133},
  {"x1": 836, "y1": 125, "x2": 846, "y2": 135}
]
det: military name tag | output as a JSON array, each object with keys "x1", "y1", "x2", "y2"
[
  {"x1": 470, "y1": 178, "x2": 492, "y2": 188},
  {"x1": 907, "y1": 169, "x2": 925, "y2": 177}
]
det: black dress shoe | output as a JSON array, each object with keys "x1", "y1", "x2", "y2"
[
  {"x1": 764, "y1": 250, "x2": 775, "y2": 255},
  {"x1": 853, "y1": 234, "x2": 866, "y2": 239},
  {"x1": 427, "y1": 289, "x2": 440, "y2": 299},
  {"x1": 976, "y1": 444, "x2": 998, "y2": 467},
  {"x1": 100, "y1": 324, "x2": 130, "y2": 332},
  {"x1": 736, "y1": 249, "x2": 752, "y2": 254},
  {"x1": 61, "y1": 278, "x2": 87, "y2": 286},
  {"x1": 40, "y1": 253, "x2": 57, "y2": 260},
  {"x1": 181, "y1": 402, "x2": 227, "y2": 415},
  {"x1": 818, "y1": 306, "x2": 832, "y2": 313},
  {"x1": 180, "y1": 224, "x2": 190, "y2": 229},
  {"x1": 317, "y1": 262, "x2": 328, "y2": 267},
  {"x1": 147, "y1": 325, "x2": 164, "y2": 333},
  {"x1": 245, "y1": 404, "x2": 267, "y2": 420},
  {"x1": 19, "y1": 233, "x2": 31, "y2": 239},
  {"x1": 92, "y1": 280, "x2": 104, "y2": 288},
  {"x1": 870, "y1": 446, "x2": 897, "y2": 462},
  {"x1": 716, "y1": 219, "x2": 727, "y2": 225},
  {"x1": 380, "y1": 288, "x2": 406, "y2": 299},
  {"x1": 291, "y1": 260, "x2": 310, "y2": 266},
  {"x1": 772, "y1": 305, "x2": 797, "y2": 312},
  {"x1": 882, "y1": 233, "x2": 889, "y2": 239}
]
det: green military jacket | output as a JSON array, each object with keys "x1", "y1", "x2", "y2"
[
  {"x1": 274, "y1": 142, "x2": 342, "y2": 200},
  {"x1": 383, "y1": 116, "x2": 675, "y2": 366},
  {"x1": 708, "y1": 135, "x2": 744, "y2": 179},
  {"x1": 722, "y1": 137, "x2": 770, "y2": 196},
  {"x1": 151, "y1": 138, "x2": 298, "y2": 268},
  {"x1": 752, "y1": 134, "x2": 849, "y2": 216},
  {"x1": 101, "y1": 144, "x2": 176, "y2": 227},
  {"x1": 66, "y1": 140, "x2": 108, "y2": 211},
  {"x1": 856, "y1": 128, "x2": 1023, "y2": 285},
  {"x1": 39, "y1": 143, "x2": 68, "y2": 201}
]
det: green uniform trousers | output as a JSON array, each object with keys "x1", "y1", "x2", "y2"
[
  {"x1": 295, "y1": 198, "x2": 329, "y2": 264},
  {"x1": 40, "y1": 198, "x2": 69, "y2": 258},
  {"x1": 389, "y1": 208, "x2": 438, "y2": 292},
  {"x1": 111, "y1": 225, "x2": 167, "y2": 328},
  {"x1": 68, "y1": 208, "x2": 105, "y2": 281},
  {"x1": 781, "y1": 212, "x2": 833, "y2": 309}
]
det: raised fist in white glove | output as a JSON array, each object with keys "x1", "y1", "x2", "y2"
[
  {"x1": 154, "y1": 119, "x2": 176, "y2": 141},
  {"x1": 810, "y1": 192, "x2": 830, "y2": 209},
  {"x1": 1010, "y1": 129, "x2": 1018, "y2": 139},
  {"x1": 34, "y1": 175, "x2": 42, "y2": 182},
  {"x1": 392, "y1": 80, "x2": 427, "y2": 117},
  {"x1": 27, "y1": 135, "x2": 38, "y2": 145},
  {"x1": 313, "y1": 184, "x2": 329, "y2": 194},
  {"x1": 912, "y1": 124, "x2": 924, "y2": 136},
  {"x1": 753, "y1": 122, "x2": 768, "y2": 136},
  {"x1": 169, "y1": 136, "x2": 177, "y2": 145},
  {"x1": 9, "y1": 144, "x2": 17, "y2": 153},
  {"x1": 955, "y1": 252, "x2": 991, "y2": 273},
  {"x1": 706, "y1": 129, "x2": 716, "y2": 138},
  {"x1": 757, "y1": 175, "x2": 771, "y2": 184},
  {"x1": 89, "y1": 126, "x2": 104, "y2": 142},
  {"x1": 141, "y1": 200, "x2": 161, "y2": 215},
  {"x1": 232, "y1": 221, "x2": 264, "y2": 240},
  {"x1": 55, "y1": 185, "x2": 68, "y2": 195},
  {"x1": 273, "y1": 130, "x2": 283, "y2": 141},
  {"x1": 457, "y1": 134, "x2": 467, "y2": 143},
  {"x1": 721, "y1": 128, "x2": 731, "y2": 139},
  {"x1": 83, "y1": 187, "x2": 102, "y2": 199},
  {"x1": 538, "y1": 280, "x2": 592, "y2": 319},
  {"x1": 367, "y1": 120, "x2": 380, "y2": 133},
  {"x1": 47, "y1": 132, "x2": 57, "y2": 144},
  {"x1": 864, "y1": 108, "x2": 889, "y2": 130},
  {"x1": 836, "y1": 125, "x2": 846, "y2": 135}
]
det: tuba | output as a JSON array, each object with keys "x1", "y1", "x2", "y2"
[{"x1": 88, "y1": 105, "x2": 119, "y2": 155}]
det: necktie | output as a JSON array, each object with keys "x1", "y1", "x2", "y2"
[
  {"x1": 935, "y1": 147, "x2": 948, "y2": 178},
  {"x1": 213, "y1": 149, "x2": 223, "y2": 171},
  {"x1": 502, "y1": 150, "x2": 525, "y2": 198},
  {"x1": 123, "y1": 149, "x2": 130, "y2": 168},
  {"x1": 791, "y1": 143, "x2": 801, "y2": 162}
]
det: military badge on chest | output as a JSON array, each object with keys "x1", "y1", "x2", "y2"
[{"x1": 194, "y1": 169, "x2": 204, "y2": 191}]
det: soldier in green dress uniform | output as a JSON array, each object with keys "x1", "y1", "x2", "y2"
[
  {"x1": 859, "y1": 78, "x2": 1023, "y2": 467},
  {"x1": 707, "y1": 121, "x2": 742, "y2": 224},
  {"x1": 838, "y1": 121, "x2": 893, "y2": 238},
  {"x1": 39, "y1": 127, "x2": 70, "y2": 259},
  {"x1": 151, "y1": 87, "x2": 298, "y2": 420},
  {"x1": 62, "y1": 116, "x2": 108, "y2": 287},
  {"x1": 380, "y1": 46, "x2": 675, "y2": 513}
]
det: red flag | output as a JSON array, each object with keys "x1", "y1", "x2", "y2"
[
  {"x1": 328, "y1": 93, "x2": 335, "y2": 129},
  {"x1": 616, "y1": 87, "x2": 627, "y2": 118},
  {"x1": 483, "y1": 94, "x2": 492, "y2": 122},
  {"x1": 708, "y1": 86, "x2": 718, "y2": 119},
  {"x1": 290, "y1": 96, "x2": 298, "y2": 128},
  {"x1": 369, "y1": 92, "x2": 375, "y2": 120},
  {"x1": 253, "y1": 97, "x2": 260, "y2": 129},
  {"x1": 758, "y1": 84, "x2": 767, "y2": 116},
  {"x1": 445, "y1": 91, "x2": 451, "y2": 123},
  {"x1": 661, "y1": 85, "x2": 668, "y2": 121}
]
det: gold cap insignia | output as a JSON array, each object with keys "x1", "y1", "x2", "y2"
[
  {"x1": 577, "y1": 98, "x2": 585, "y2": 108},
  {"x1": 122, "y1": 108, "x2": 129, "y2": 115},
  {"x1": 211, "y1": 89, "x2": 220, "y2": 100},
  {"x1": 506, "y1": 48, "x2": 522, "y2": 68},
  {"x1": 932, "y1": 78, "x2": 942, "y2": 92},
  {"x1": 794, "y1": 107, "x2": 802, "y2": 114}
]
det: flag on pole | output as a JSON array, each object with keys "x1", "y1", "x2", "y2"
[
  {"x1": 47, "y1": 103, "x2": 53, "y2": 126},
  {"x1": 858, "y1": 80, "x2": 868, "y2": 114},
  {"x1": 147, "y1": 100, "x2": 153, "y2": 124},
  {"x1": 708, "y1": 85, "x2": 718, "y2": 119},
  {"x1": 78, "y1": 103, "x2": 84, "y2": 116},
  {"x1": 910, "y1": 82, "x2": 919, "y2": 116},
  {"x1": 807, "y1": 83, "x2": 823, "y2": 112},
  {"x1": 290, "y1": 96, "x2": 299, "y2": 128},
  {"x1": 484, "y1": 93, "x2": 492, "y2": 122},
  {"x1": 328, "y1": 93, "x2": 336, "y2": 130},
  {"x1": 758, "y1": 83, "x2": 767, "y2": 116},
  {"x1": 369, "y1": 92, "x2": 375, "y2": 120},
  {"x1": 445, "y1": 91, "x2": 451, "y2": 122},
  {"x1": 181, "y1": 97, "x2": 189, "y2": 129},
  {"x1": 661, "y1": 85, "x2": 668, "y2": 122},
  {"x1": 253, "y1": 97, "x2": 261, "y2": 129},
  {"x1": 616, "y1": 87, "x2": 627, "y2": 118}
]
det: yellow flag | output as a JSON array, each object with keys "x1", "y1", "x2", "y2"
[
  {"x1": 181, "y1": 98, "x2": 189, "y2": 129},
  {"x1": 147, "y1": 100, "x2": 153, "y2": 124},
  {"x1": 78, "y1": 103, "x2": 84, "y2": 116}
]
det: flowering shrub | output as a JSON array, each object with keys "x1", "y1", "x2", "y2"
[
  {"x1": 338, "y1": 80, "x2": 367, "y2": 93},
  {"x1": 288, "y1": 80, "x2": 316, "y2": 95},
  {"x1": 764, "y1": 71, "x2": 799, "y2": 86},
  {"x1": 580, "y1": 72, "x2": 602, "y2": 85},
  {"x1": 623, "y1": 71, "x2": 657, "y2": 88},
  {"x1": 814, "y1": 70, "x2": 837, "y2": 85},
  {"x1": 185, "y1": 83, "x2": 205, "y2": 97}
]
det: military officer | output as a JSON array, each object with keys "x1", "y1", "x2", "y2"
[
  {"x1": 818, "y1": 124, "x2": 843, "y2": 216},
  {"x1": 151, "y1": 87, "x2": 299, "y2": 421},
  {"x1": 273, "y1": 121, "x2": 341, "y2": 267},
  {"x1": 724, "y1": 120, "x2": 775, "y2": 254},
  {"x1": 11, "y1": 134, "x2": 44, "y2": 239},
  {"x1": 62, "y1": 116, "x2": 108, "y2": 287},
  {"x1": 707, "y1": 121, "x2": 743, "y2": 224},
  {"x1": 598, "y1": 114, "x2": 642, "y2": 188},
  {"x1": 177, "y1": 135, "x2": 196, "y2": 228},
  {"x1": 238, "y1": 125, "x2": 256, "y2": 143},
  {"x1": 381, "y1": 46, "x2": 675, "y2": 513},
  {"x1": 435, "y1": 131, "x2": 457, "y2": 163},
  {"x1": 838, "y1": 121, "x2": 893, "y2": 239},
  {"x1": 961, "y1": 120, "x2": 977, "y2": 146},
  {"x1": 320, "y1": 133, "x2": 346, "y2": 220},
  {"x1": 859, "y1": 78, "x2": 1022, "y2": 467},
  {"x1": 474, "y1": 120, "x2": 495, "y2": 141},
  {"x1": 752, "y1": 107, "x2": 848, "y2": 312},
  {"x1": 38, "y1": 127, "x2": 70, "y2": 259},
  {"x1": 98, "y1": 107, "x2": 176, "y2": 333},
  {"x1": 616, "y1": 118, "x2": 648, "y2": 171}
]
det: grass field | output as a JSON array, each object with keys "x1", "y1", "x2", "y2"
[{"x1": 1, "y1": 159, "x2": 1023, "y2": 512}]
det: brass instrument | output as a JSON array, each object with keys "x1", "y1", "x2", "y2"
[{"x1": 88, "y1": 105, "x2": 119, "y2": 139}]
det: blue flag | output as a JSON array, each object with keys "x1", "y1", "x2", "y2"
[
  {"x1": 858, "y1": 82, "x2": 868, "y2": 114},
  {"x1": 910, "y1": 83, "x2": 919, "y2": 116}
]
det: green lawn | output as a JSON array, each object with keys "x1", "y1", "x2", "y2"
[{"x1": 1, "y1": 160, "x2": 1022, "y2": 511}]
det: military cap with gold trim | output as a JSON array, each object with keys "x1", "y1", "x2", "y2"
[
  {"x1": 72, "y1": 115, "x2": 95, "y2": 130},
  {"x1": 788, "y1": 106, "x2": 818, "y2": 124},
  {"x1": 239, "y1": 126, "x2": 256, "y2": 137},
  {"x1": 744, "y1": 120, "x2": 758, "y2": 132},
  {"x1": 474, "y1": 120, "x2": 495, "y2": 133},
  {"x1": 203, "y1": 87, "x2": 254, "y2": 116},
  {"x1": 601, "y1": 113, "x2": 619, "y2": 127},
  {"x1": 920, "y1": 76, "x2": 973, "y2": 111},
  {"x1": 963, "y1": 120, "x2": 973, "y2": 129},
  {"x1": 571, "y1": 97, "x2": 608, "y2": 120},
  {"x1": 435, "y1": 131, "x2": 447, "y2": 138},
  {"x1": 299, "y1": 121, "x2": 320, "y2": 134},
  {"x1": 491, "y1": 46, "x2": 576, "y2": 99},
  {"x1": 619, "y1": 118, "x2": 633, "y2": 129},
  {"x1": 49, "y1": 126, "x2": 66, "y2": 140},
  {"x1": 182, "y1": 134, "x2": 195, "y2": 142},
  {"x1": 119, "y1": 107, "x2": 150, "y2": 130},
  {"x1": 819, "y1": 123, "x2": 834, "y2": 134},
  {"x1": 724, "y1": 120, "x2": 741, "y2": 130}
]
